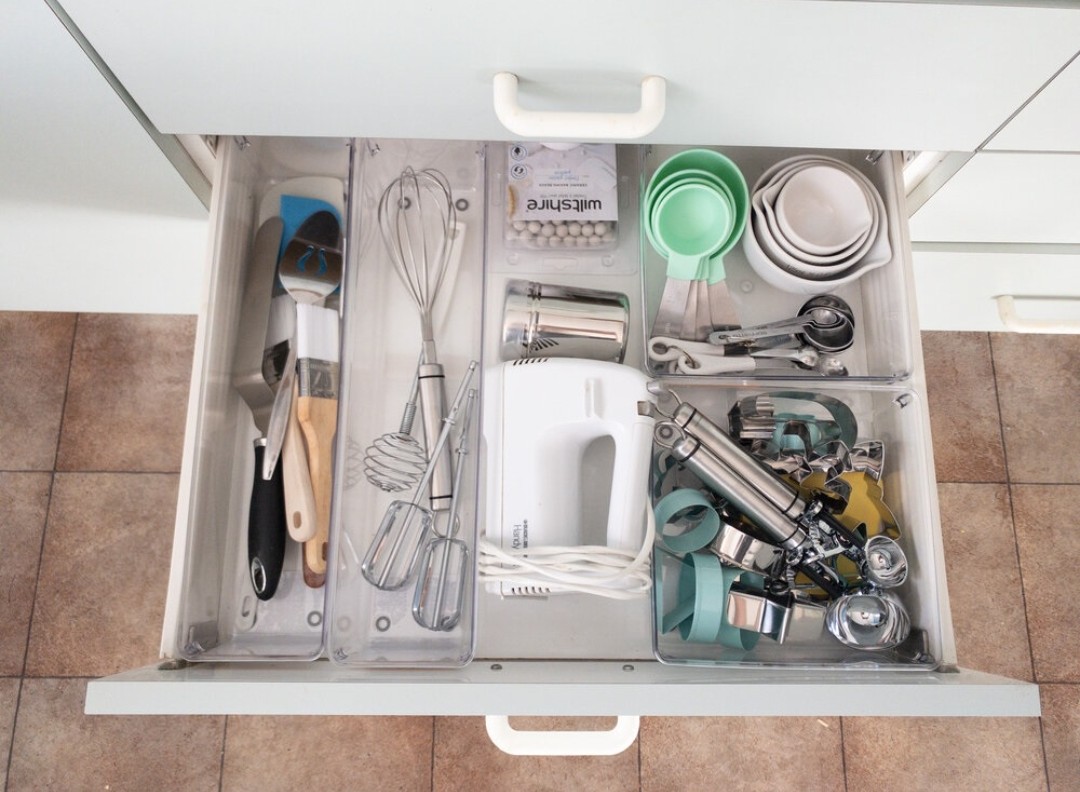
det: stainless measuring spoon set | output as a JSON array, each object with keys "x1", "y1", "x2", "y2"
[{"x1": 647, "y1": 294, "x2": 854, "y2": 376}]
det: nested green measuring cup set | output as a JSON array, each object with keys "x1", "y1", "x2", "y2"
[{"x1": 644, "y1": 149, "x2": 750, "y2": 339}]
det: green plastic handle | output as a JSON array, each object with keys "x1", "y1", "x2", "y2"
[
  {"x1": 704, "y1": 255, "x2": 727, "y2": 285},
  {"x1": 665, "y1": 251, "x2": 708, "y2": 281}
]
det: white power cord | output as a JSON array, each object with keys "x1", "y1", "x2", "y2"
[{"x1": 477, "y1": 500, "x2": 655, "y2": 599}]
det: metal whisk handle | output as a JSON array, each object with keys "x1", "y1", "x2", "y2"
[
  {"x1": 399, "y1": 400, "x2": 418, "y2": 434},
  {"x1": 419, "y1": 362, "x2": 453, "y2": 511}
]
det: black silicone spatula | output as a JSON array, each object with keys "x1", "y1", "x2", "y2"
[{"x1": 231, "y1": 217, "x2": 288, "y2": 600}]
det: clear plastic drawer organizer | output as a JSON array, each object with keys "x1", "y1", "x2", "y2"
[
  {"x1": 175, "y1": 137, "x2": 353, "y2": 661},
  {"x1": 327, "y1": 140, "x2": 487, "y2": 667},
  {"x1": 189, "y1": 139, "x2": 941, "y2": 673}
]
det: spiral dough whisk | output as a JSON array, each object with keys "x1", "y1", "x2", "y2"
[{"x1": 363, "y1": 362, "x2": 427, "y2": 492}]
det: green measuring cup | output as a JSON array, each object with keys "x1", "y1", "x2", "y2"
[
  {"x1": 646, "y1": 175, "x2": 736, "y2": 275},
  {"x1": 645, "y1": 149, "x2": 750, "y2": 283},
  {"x1": 649, "y1": 182, "x2": 735, "y2": 281}
]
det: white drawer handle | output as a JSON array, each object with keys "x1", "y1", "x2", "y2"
[
  {"x1": 995, "y1": 295, "x2": 1080, "y2": 334},
  {"x1": 484, "y1": 715, "x2": 639, "y2": 756},
  {"x1": 493, "y1": 72, "x2": 666, "y2": 140}
]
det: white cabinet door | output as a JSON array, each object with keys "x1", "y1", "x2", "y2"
[
  {"x1": 986, "y1": 53, "x2": 1080, "y2": 153},
  {"x1": 912, "y1": 249, "x2": 1080, "y2": 332},
  {"x1": 909, "y1": 153, "x2": 1080, "y2": 245},
  {"x1": 55, "y1": 0, "x2": 1080, "y2": 151},
  {"x1": 1, "y1": 0, "x2": 207, "y2": 314}
]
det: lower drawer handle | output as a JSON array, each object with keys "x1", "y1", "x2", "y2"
[
  {"x1": 484, "y1": 715, "x2": 639, "y2": 756},
  {"x1": 492, "y1": 72, "x2": 666, "y2": 140},
  {"x1": 995, "y1": 295, "x2": 1080, "y2": 334}
]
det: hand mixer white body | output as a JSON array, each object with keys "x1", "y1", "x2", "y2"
[{"x1": 483, "y1": 358, "x2": 656, "y2": 596}]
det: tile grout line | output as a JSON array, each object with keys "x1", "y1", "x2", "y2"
[
  {"x1": 15, "y1": 314, "x2": 78, "y2": 678},
  {"x1": 637, "y1": 721, "x2": 643, "y2": 792},
  {"x1": 4, "y1": 315, "x2": 79, "y2": 792},
  {"x1": 1039, "y1": 717, "x2": 1052, "y2": 792},
  {"x1": 987, "y1": 333, "x2": 1039, "y2": 684},
  {"x1": 49, "y1": 314, "x2": 80, "y2": 477},
  {"x1": 2, "y1": 677, "x2": 22, "y2": 792},
  {"x1": 217, "y1": 715, "x2": 229, "y2": 792},
  {"x1": 13, "y1": 474, "x2": 56, "y2": 681},
  {"x1": 32, "y1": 469, "x2": 183, "y2": 477},
  {"x1": 838, "y1": 718, "x2": 849, "y2": 792},
  {"x1": 987, "y1": 333, "x2": 1050, "y2": 790}
]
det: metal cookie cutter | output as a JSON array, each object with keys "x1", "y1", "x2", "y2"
[
  {"x1": 709, "y1": 522, "x2": 782, "y2": 577},
  {"x1": 726, "y1": 586, "x2": 827, "y2": 645}
]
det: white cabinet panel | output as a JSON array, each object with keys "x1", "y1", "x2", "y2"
[
  {"x1": 912, "y1": 248, "x2": 1080, "y2": 332},
  {"x1": 987, "y1": 53, "x2": 1080, "y2": 152},
  {"x1": 0, "y1": 202, "x2": 207, "y2": 314},
  {"x1": 1, "y1": 0, "x2": 207, "y2": 313},
  {"x1": 56, "y1": 0, "x2": 1080, "y2": 151},
  {"x1": 908, "y1": 153, "x2": 1080, "y2": 244}
]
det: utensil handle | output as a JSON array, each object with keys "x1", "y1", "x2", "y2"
[
  {"x1": 248, "y1": 440, "x2": 287, "y2": 600},
  {"x1": 665, "y1": 252, "x2": 707, "y2": 282},
  {"x1": 493, "y1": 72, "x2": 665, "y2": 140},
  {"x1": 283, "y1": 380, "x2": 317, "y2": 542},
  {"x1": 298, "y1": 395, "x2": 338, "y2": 587},
  {"x1": 418, "y1": 363, "x2": 453, "y2": 511}
]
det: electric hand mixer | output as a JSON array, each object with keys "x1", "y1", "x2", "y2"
[{"x1": 478, "y1": 358, "x2": 657, "y2": 598}]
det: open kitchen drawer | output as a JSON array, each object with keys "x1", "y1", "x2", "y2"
[{"x1": 84, "y1": 133, "x2": 1039, "y2": 730}]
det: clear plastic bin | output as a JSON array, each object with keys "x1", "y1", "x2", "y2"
[
  {"x1": 326, "y1": 139, "x2": 487, "y2": 668},
  {"x1": 640, "y1": 145, "x2": 914, "y2": 382},
  {"x1": 175, "y1": 136, "x2": 352, "y2": 661}
]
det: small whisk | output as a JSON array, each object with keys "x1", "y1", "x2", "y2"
[
  {"x1": 363, "y1": 361, "x2": 427, "y2": 492},
  {"x1": 378, "y1": 167, "x2": 458, "y2": 510}
]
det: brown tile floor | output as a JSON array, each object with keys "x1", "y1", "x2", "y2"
[{"x1": 1, "y1": 317, "x2": 1078, "y2": 791}]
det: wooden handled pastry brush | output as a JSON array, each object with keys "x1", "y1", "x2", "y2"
[{"x1": 295, "y1": 302, "x2": 340, "y2": 588}]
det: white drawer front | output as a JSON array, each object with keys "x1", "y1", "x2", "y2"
[
  {"x1": 87, "y1": 661, "x2": 1038, "y2": 717},
  {"x1": 912, "y1": 247, "x2": 1080, "y2": 333},
  {"x1": 56, "y1": 0, "x2": 1080, "y2": 151}
]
